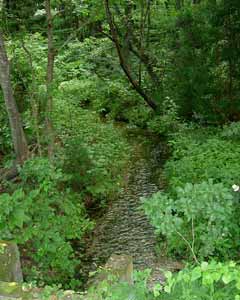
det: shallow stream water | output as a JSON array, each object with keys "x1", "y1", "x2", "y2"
[{"x1": 81, "y1": 133, "x2": 180, "y2": 286}]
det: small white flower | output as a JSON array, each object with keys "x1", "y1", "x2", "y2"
[{"x1": 232, "y1": 184, "x2": 240, "y2": 192}]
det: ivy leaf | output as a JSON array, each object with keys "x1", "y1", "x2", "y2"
[
  {"x1": 12, "y1": 209, "x2": 27, "y2": 228},
  {"x1": 201, "y1": 262, "x2": 208, "y2": 271},
  {"x1": 236, "y1": 280, "x2": 240, "y2": 290},
  {"x1": 191, "y1": 268, "x2": 202, "y2": 281},
  {"x1": 222, "y1": 273, "x2": 233, "y2": 285},
  {"x1": 153, "y1": 284, "x2": 162, "y2": 297},
  {"x1": 164, "y1": 271, "x2": 172, "y2": 280},
  {"x1": 164, "y1": 285, "x2": 171, "y2": 294}
]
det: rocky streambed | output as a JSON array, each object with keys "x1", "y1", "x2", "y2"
[{"x1": 83, "y1": 136, "x2": 181, "y2": 287}]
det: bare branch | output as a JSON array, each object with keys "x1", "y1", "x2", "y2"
[{"x1": 176, "y1": 230, "x2": 199, "y2": 264}]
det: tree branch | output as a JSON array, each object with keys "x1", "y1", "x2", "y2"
[
  {"x1": 104, "y1": 0, "x2": 157, "y2": 111},
  {"x1": 101, "y1": 28, "x2": 160, "y2": 87},
  {"x1": 176, "y1": 230, "x2": 199, "y2": 264}
]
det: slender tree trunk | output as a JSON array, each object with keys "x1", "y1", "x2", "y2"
[
  {"x1": 21, "y1": 40, "x2": 42, "y2": 156},
  {"x1": 104, "y1": 0, "x2": 157, "y2": 111},
  {"x1": 0, "y1": 30, "x2": 28, "y2": 164},
  {"x1": 45, "y1": 0, "x2": 55, "y2": 158},
  {"x1": 123, "y1": 0, "x2": 132, "y2": 64},
  {"x1": 138, "y1": 1, "x2": 145, "y2": 85},
  {"x1": 176, "y1": 0, "x2": 182, "y2": 10},
  {"x1": 101, "y1": 29, "x2": 160, "y2": 87}
]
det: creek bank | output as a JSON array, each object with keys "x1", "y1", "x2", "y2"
[{"x1": 0, "y1": 130, "x2": 182, "y2": 299}]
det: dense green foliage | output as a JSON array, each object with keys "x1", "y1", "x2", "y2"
[
  {"x1": 54, "y1": 87, "x2": 131, "y2": 202},
  {"x1": 0, "y1": 158, "x2": 93, "y2": 286},
  {"x1": 0, "y1": 0, "x2": 240, "y2": 298},
  {"x1": 144, "y1": 180, "x2": 239, "y2": 260},
  {"x1": 165, "y1": 131, "x2": 240, "y2": 189},
  {"x1": 86, "y1": 269, "x2": 152, "y2": 300},
  {"x1": 144, "y1": 123, "x2": 240, "y2": 261},
  {"x1": 0, "y1": 104, "x2": 130, "y2": 287},
  {"x1": 85, "y1": 262, "x2": 240, "y2": 300},
  {"x1": 157, "y1": 261, "x2": 240, "y2": 300}
]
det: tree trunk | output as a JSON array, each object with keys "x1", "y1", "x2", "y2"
[
  {"x1": 176, "y1": 0, "x2": 184, "y2": 10},
  {"x1": 101, "y1": 29, "x2": 160, "y2": 87},
  {"x1": 21, "y1": 39, "x2": 42, "y2": 156},
  {"x1": 104, "y1": 0, "x2": 157, "y2": 111},
  {"x1": 0, "y1": 30, "x2": 28, "y2": 164},
  {"x1": 45, "y1": 0, "x2": 55, "y2": 158}
]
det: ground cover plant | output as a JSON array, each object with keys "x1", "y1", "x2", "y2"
[
  {"x1": 164, "y1": 129, "x2": 240, "y2": 190},
  {"x1": 84, "y1": 261, "x2": 240, "y2": 300},
  {"x1": 156, "y1": 261, "x2": 240, "y2": 300}
]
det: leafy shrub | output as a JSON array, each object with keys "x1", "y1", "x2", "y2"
[
  {"x1": 87, "y1": 269, "x2": 152, "y2": 300},
  {"x1": 157, "y1": 261, "x2": 240, "y2": 300},
  {"x1": 221, "y1": 122, "x2": 240, "y2": 140},
  {"x1": 143, "y1": 180, "x2": 240, "y2": 260},
  {"x1": 165, "y1": 136, "x2": 240, "y2": 189},
  {"x1": 0, "y1": 158, "x2": 93, "y2": 287},
  {"x1": 68, "y1": 262, "x2": 240, "y2": 300},
  {"x1": 58, "y1": 78, "x2": 98, "y2": 108},
  {"x1": 61, "y1": 139, "x2": 94, "y2": 192},
  {"x1": 54, "y1": 96, "x2": 131, "y2": 205},
  {"x1": 148, "y1": 98, "x2": 181, "y2": 136},
  {"x1": 166, "y1": 125, "x2": 218, "y2": 160},
  {"x1": 38, "y1": 262, "x2": 240, "y2": 300},
  {"x1": 57, "y1": 37, "x2": 150, "y2": 127}
]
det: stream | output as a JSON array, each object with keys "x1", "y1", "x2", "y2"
[{"x1": 81, "y1": 134, "x2": 181, "y2": 287}]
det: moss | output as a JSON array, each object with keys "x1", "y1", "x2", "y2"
[
  {"x1": 0, "y1": 281, "x2": 89, "y2": 300},
  {"x1": 0, "y1": 281, "x2": 32, "y2": 299},
  {"x1": 0, "y1": 241, "x2": 23, "y2": 282}
]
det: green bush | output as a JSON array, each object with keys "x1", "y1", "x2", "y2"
[
  {"x1": 157, "y1": 261, "x2": 240, "y2": 300},
  {"x1": 147, "y1": 98, "x2": 181, "y2": 136},
  {"x1": 143, "y1": 180, "x2": 240, "y2": 260},
  {"x1": 221, "y1": 122, "x2": 240, "y2": 140},
  {"x1": 56, "y1": 37, "x2": 150, "y2": 127},
  {"x1": 0, "y1": 158, "x2": 93, "y2": 287},
  {"x1": 54, "y1": 95, "x2": 131, "y2": 205},
  {"x1": 87, "y1": 269, "x2": 152, "y2": 300},
  {"x1": 61, "y1": 138, "x2": 94, "y2": 192},
  {"x1": 37, "y1": 262, "x2": 240, "y2": 300},
  {"x1": 83, "y1": 262, "x2": 240, "y2": 300},
  {"x1": 165, "y1": 135, "x2": 240, "y2": 189},
  {"x1": 143, "y1": 124, "x2": 240, "y2": 262}
]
